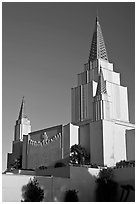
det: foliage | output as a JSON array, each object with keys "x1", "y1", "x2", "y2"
[
  {"x1": 70, "y1": 144, "x2": 90, "y2": 165},
  {"x1": 64, "y1": 189, "x2": 79, "y2": 202},
  {"x1": 54, "y1": 162, "x2": 66, "y2": 168},
  {"x1": 21, "y1": 177, "x2": 44, "y2": 202},
  {"x1": 90, "y1": 163, "x2": 99, "y2": 168},
  {"x1": 38, "y1": 165, "x2": 47, "y2": 170},
  {"x1": 97, "y1": 168, "x2": 113, "y2": 182},
  {"x1": 9, "y1": 156, "x2": 22, "y2": 171},
  {"x1": 116, "y1": 160, "x2": 135, "y2": 168},
  {"x1": 96, "y1": 168, "x2": 118, "y2": 202}
]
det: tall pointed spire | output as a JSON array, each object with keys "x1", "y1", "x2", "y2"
[
  {"x1": 89, "y1": 16, "x2": 108, "y2": 62},
  {"x1": 96, "y1": 69, "x2": 107, "y2": 95},
  {"x1": 14, "y1": 96, "x2": 31, "y2": 141},
  {"x1": 18, "y1": 96, "x2": 26, "y2": 120}
]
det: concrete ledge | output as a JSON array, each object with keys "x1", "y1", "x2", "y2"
[{"x1": 35, "y1": 166, "x2": 70, "y2": 178}]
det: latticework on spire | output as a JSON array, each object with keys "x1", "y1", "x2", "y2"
[
  {"x1": 96, "y1": 69, "x2": 107, "y2": 95},
  {"x1": 89, "y1": 17, "x2": 108, "y2": 62}
]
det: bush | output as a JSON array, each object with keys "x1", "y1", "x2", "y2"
[
  {"x1": 98, "y1": 168, "x2": 113, "y2": 182},
  {"x1": 116, "y1": 160, "x2": 135, "y2": 168},
  {"x1": 9, "y1": 156, "x2": 22, "y2": 171},
  {"x1": 38, "y1": 166, "x2": 47, "y2": 170},
  {"x1": 70, "y1": 144, "x2": 90, "y2": 165},
  {"x1": 96, "y1": 168, "x2": 118, "y2": 202},
  {"x1": 64, "y1": 189, "x2": 79, "y2": 202},
  {"x1": 90, "y1": 163, "x2": 98, "y2": 168},
  {"x1": 54, "y1": 162, "x2": 66, "y2": 168},
  {"x1": 21, "y1": 177, "x2": 44, "y2": 202}
]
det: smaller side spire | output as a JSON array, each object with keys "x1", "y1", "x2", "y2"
[
  {"x1": 14, "y1": 96, "x2": 31, "y2": 141},
  {"x1": 18, "y1": 96, "x2": 26, "y2": 120},
  {"x1": 96, "y1": 69, "x2": 107, "y2": 95}
]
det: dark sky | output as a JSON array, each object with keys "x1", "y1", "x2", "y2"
[{"x1": 2, "y1": 2, "x2": 135, "y2": 171}]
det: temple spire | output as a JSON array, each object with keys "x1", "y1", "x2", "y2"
[
  {"x1": 96, "y1": 15, "x2": 99, "y2": 23},
  {"x1": 96, "y1": 69, "x2": 107, "y2": 95},
  {"x1": 89, "y1": 17, "x2": 108, "y2": 62},
  {"x1": 18, "y1": 96, "x2": 26, "y2": 120}
]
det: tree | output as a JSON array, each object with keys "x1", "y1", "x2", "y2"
[
  {"x1": 21, "y1": 177, "x2": 44, "y2": 202},
  {"x1": 96, "y1": 168, "x2": 118, "y2": 202},
  {"x1": 64, "y1": 189, "x2": 79, "y2": 202},
  {"x1": 70, "y1": 144, "x2": 90, "y2": 165}
]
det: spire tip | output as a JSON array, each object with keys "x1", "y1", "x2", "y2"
[{"x1": 96, "y1": 16, "x2": 99, "y2": 23}]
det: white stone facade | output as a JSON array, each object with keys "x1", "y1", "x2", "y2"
[
  {"x1": 71, "y1": 59, "x2": 129, "y2": 124},
  {"x1": 6, "y1": 17, "x2": 135, "y2": 170},
  {"x1": 71, "y1": 18, "x2": 135, "y2": 166}
]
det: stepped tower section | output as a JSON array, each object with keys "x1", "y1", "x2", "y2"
[
  {"x1": 71, "y1": 17, "x2": 129, "y2": 124},
  {"x1": 71, "y1": 17, "x2": 135, "y2": 166}
]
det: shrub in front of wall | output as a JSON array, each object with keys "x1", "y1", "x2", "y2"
[
  {"x1": 54, "y1": 162, "x2": 66, "y2": 168},
  {"x1": 21, "y1": 177, "x2": 44, "y2": 202},
  {"x1": 96, "y1": 168, "x2": 118, "y2": 202},
  {"x1": 64, "y1": 189, "x2": 79, "y2": 202}
]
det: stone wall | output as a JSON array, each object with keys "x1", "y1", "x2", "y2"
[
  {"x1": 22, "y1": 124, "x2": 63, "y2": 169},
  {"x1": 27, "y1": 135, "x2": 62, "y2": 169},
  {"x1": 2, "y1": 167, "x2": 135, "y2": 202}
]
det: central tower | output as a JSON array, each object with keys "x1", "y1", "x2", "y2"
[{"x1": 71, "y1": 17, "x2": 134, "y2": 166}]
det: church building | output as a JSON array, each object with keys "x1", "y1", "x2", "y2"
[{"x1": 7, "y1": 17, "x2": 135, "y2": 170}]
